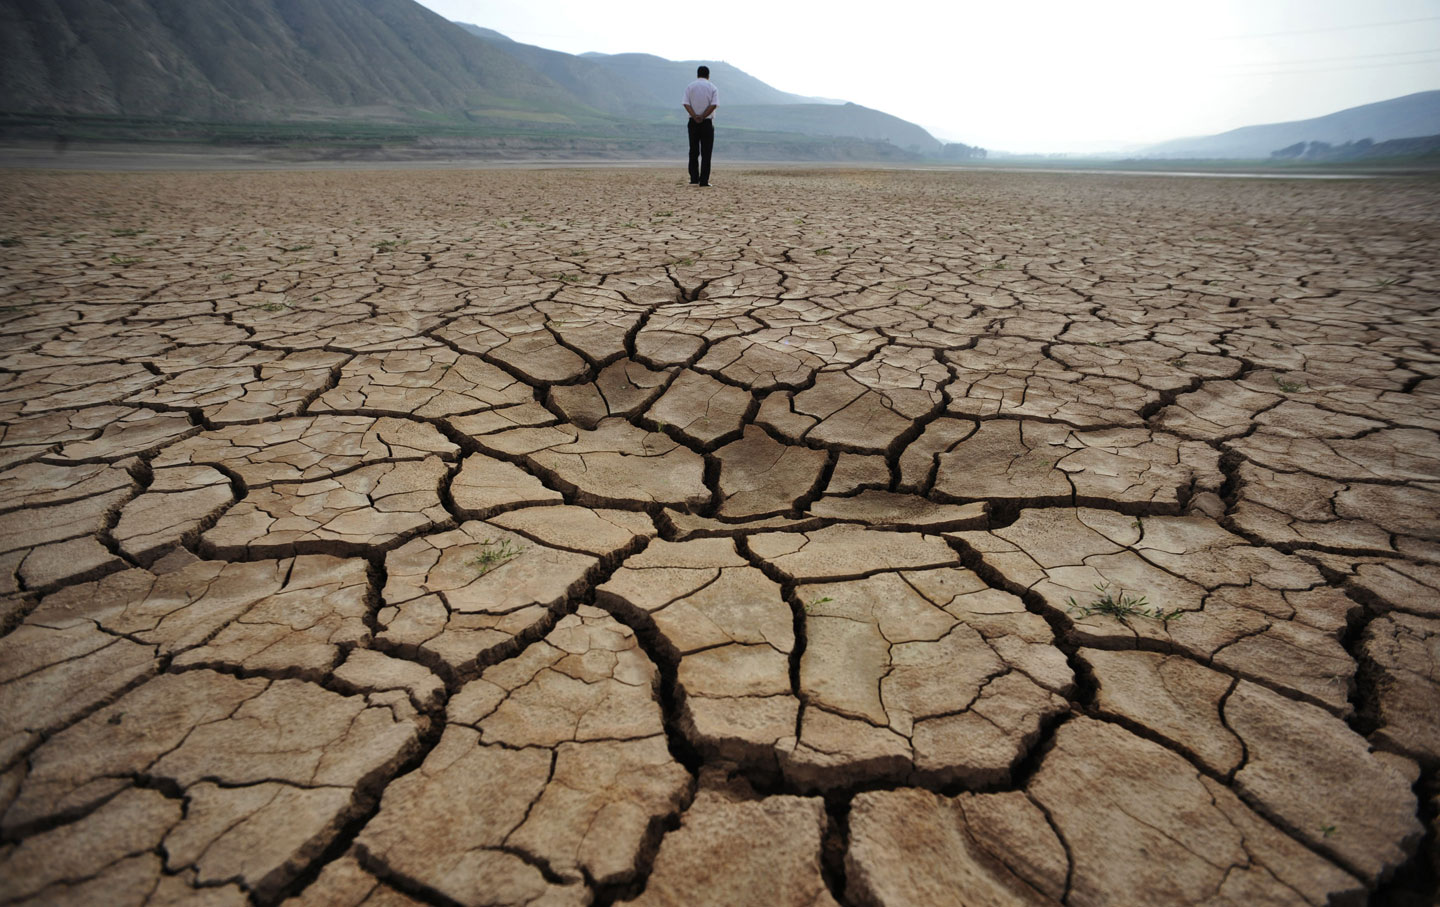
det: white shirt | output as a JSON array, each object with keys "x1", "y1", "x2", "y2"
[{"x1": 683, "y1": 78, "x2": 718, "y2": 119}]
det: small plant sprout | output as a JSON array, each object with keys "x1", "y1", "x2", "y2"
[
  {"x1": 1273, "y1": 374, "x2": 1305, "y2": 393},
  {"x1": 804, "y1": 596, "x2": 834, "y2": 614},
  {"x1": 470, "y1": 538, "x2": 523, "y2": 575},
  {"x1": 109, "y1": 253, "x2": 142, "y2": 266},
  {"x1": 1320, "y1": 824, "x2": 1338, "y2": 838},
  {"x1": 1066, "y1": 582, "x2": 1183, "y2": 624},
  {"x1": 374, "y1": 239, "x2": 407, "y2": 253}
]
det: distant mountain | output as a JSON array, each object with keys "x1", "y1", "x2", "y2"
[
  {"x1": 1271, "y1": 133, "x2": 1440, "y2": 163},
  {"x1": 1143, "y1": 91, "x2": 1440, "y2": 159},
  {"x1": 715, "y1": 104, "x2": 941, "y2": 154},
  {"x1": 455, "y1": 23, "x2": 512, "y2": 43},
  {"x1": 576, "y1": 52, "x2": 832, "y2": 108},
  {"x1": 0, "y1": 0, "x2": 599, "y2": 123},
  {"x1": 462, "y1": 31, "x2": 941, "y2": 153}
]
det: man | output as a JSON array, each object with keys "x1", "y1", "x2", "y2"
[{"x1": 683, "y1": 66, "x2": 718, "y2": 186}]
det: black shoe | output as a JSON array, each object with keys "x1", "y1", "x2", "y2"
[
  {"x1": 698, "y1": 182, "x2": 710, "y2": 187},
  {"x1": 689, "y1": 180, "x2": 699, "y2": 185}
]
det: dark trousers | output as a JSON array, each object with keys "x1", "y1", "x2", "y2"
[{"x1": 687, "y1": 119, "x2": 714, "y2": 184}]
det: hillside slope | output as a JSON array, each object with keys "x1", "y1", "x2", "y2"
[
  {"x1": 460, "y1": 30, "x2": 942, "y2": 152},
  {"x1": 1144, "y1": 90, "x2": 1440, "y2": 159},
  {"x1": 0, "y1": 0, "x2": 592, "y2": 123}
]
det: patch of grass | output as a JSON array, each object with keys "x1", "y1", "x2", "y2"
[
  {"x1": 550, "y1": 272, "x2": 581, "y2": 284},
  {"x1": 1066, "y1": 582, "x2": 1182, "y2": 624},
  {"x1": 218, "y1": 271, "x2": 234, "y2": 282},
  {"x1": 110, "y1": 228, "x2": 144, "y2": 237},
  {"x1": 109, "y1": 253, "x2": 142, "y2": 266},
  {"x1": 278, "y1": 243, "x2": 311, "y2": 253},
  {"x1": 815, "y1": 247, "x2": 832, "y2": 256},
  {"x1": 653, "y1": 211, "x2": 674, "y2": 218},
  {"x1": 671, "y1": 256, "x2": 696, "y2": 267},
  {"x1": 247, "y1": 296, "x2": 294, "y2": 313},
  {"x1": 469, "y1": 537, "x2": 523, "y2": 575},
  {"x1": 1274, "y1": 374, "x2": 1306, "y2": 393},
  {"x1": 375, "y1": 239, "x2": 407, "y2": 253}
]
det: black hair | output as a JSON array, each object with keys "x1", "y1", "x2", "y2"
[{"x1": 697, "y1": 65, "x2": 710, "y2": 78}]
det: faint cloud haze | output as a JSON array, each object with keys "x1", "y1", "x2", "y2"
[{"x1": 416, "y1": 0, "x2": 1440, "y2": 153}]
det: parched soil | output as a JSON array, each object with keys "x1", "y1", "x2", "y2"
[{"x1": 0, "y1": 166, "x2": 1436, "y2": 906}]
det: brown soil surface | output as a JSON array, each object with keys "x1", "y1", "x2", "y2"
[{"x1": 0, "y1": 166, "x2": 1436, "y2": 906}]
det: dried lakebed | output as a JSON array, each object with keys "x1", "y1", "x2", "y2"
[{"x1": 0, "y1": 166, "x2": 1436, "y2": 906}]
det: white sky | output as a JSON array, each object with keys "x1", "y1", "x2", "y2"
[{"x1": 414, "y1": 0, "x2": 1440, "y2": 152}]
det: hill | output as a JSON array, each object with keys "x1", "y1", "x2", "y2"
[
  {"x1": 1271, "y1": 133, "x2": 1440, "y2": 164},
  {"x1": 0, "y1": 0, "x2": 604, "y2": 125},
  {"x1": 1143, "y1": 90, "x2": 1440, "y2": 159},
  {"x1": 461, "y1": 31, "x2": 942, "y2": 153},
  {"x1": 0, "y1": 0, "x2": 963, "y2": 160}
]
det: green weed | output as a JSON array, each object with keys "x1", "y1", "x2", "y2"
[
  {"x1": 470, "y1": 538, "x2": 523, "y2": 575},
  {"x1": 1274, "y1": 374, "x2": 1305, "y2": 393},
  {"x1": 375, "y1": 239, "x2": 407, "y2": 253},
  {"x1": 1066, "y1": 582, "x2": 1182, "y2": 624},
  {"x1": 248, "y1": 296, "x2": 293, "y2": 313},
  {"x1": 804, "y1": 595, "x2": 834, "y2": 614}
]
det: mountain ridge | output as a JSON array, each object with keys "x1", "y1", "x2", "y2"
[
  {"x1": 456, "y1": 26, "x2": 942, "y2": 153},
  {"x1": 1142, "y1": 90, "x2": 1440, "y2": 159}
]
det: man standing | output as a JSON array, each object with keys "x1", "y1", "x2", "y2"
[{"x1": 683, "y1": 66, "x2": 718, "y2": 186}]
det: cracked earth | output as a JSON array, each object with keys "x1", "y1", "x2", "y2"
[{"x1": 0, "y1": 166, "x2": 1436, "y2": 906}]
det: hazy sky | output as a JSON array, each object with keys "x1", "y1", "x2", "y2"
[{"x1": 414, "y1": 0, "x2": 1440, "y2": 152}]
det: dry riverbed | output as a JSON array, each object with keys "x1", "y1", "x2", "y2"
[{"x1": 0, "y1": 166, "x2": 1436, "y2": 905}]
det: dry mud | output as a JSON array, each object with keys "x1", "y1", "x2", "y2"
[{"x1": 0, "y1": 166, "x2": 1436, "y2": 906}]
